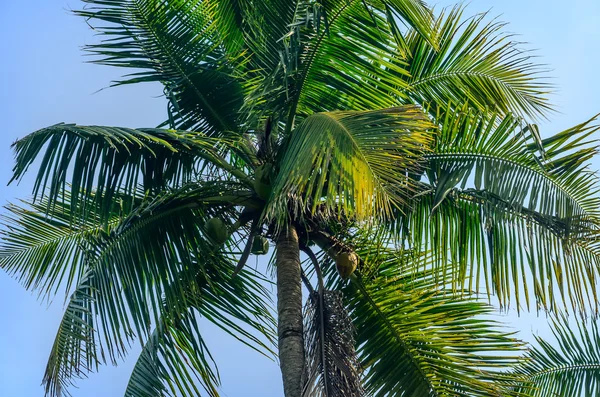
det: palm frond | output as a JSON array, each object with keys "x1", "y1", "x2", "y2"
[
  {"x1": 342, "y1": 248, "x2": 526, "y2": 397},
  {"x1": 77, "y1": 0, "x2": 246, "y2": 133},
  {"x1": 0, "y1": 194, "x2": 124, "y2": 300},
  {"x1": 124, "y1": 316, "x2": 220, "y2": 397},
  {"x1": 403, "y1": 6, "x2": 552, "y2": 119},
  {"x1": 303, "y1": 290, "x2": 363, "y2": 397},
  {"x1": 512, "y1": 314, "x2": 600, "y2": 396},
  {"x1": 393, "y1": 108, "x2": 600, "y2": 311},
  {"x1": 10, "y1": 124, "x2": 251, "y2": 222},
  {"x1": 268, "y1": 106, "x2": 433, "y2": 223},
  {"x1": 281, "y1": 1, "x2": 412, "y2": 123},
  {"x1": 379, "y1": 0, "x2": 435, "y2": 49},
  {"x1": 240, "y1": 0, "x2": 298, "y2": 73},
  {"x1": 124, "y1": 259, "x2": 274, "y2": 397},
  {"x1": 40, "y1": 183, "x2": 274, "y2": 396}
]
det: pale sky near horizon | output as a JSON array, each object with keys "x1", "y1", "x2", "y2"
[{"x1": 0, "y1": 1, "x2": 599, "y2": 396}]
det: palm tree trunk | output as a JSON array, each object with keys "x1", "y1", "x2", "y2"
[{"x1": 276, "y1": 224, "x2": 304, "y2": 397}]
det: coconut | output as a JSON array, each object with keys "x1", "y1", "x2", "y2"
[
  {"x1": 251, "y1": 236, "x2": 269, "y2": 255},
  {"x1": 254, "y1": 164, "x2": 273, "y2": 200},
  {"x1": 336, "y1": 251, "x2": 358, "y2": 279},
  {"x1": 205, "y1": 217, "x2": 229, "y2": 244}
]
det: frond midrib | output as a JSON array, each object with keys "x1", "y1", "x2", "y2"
[
  {"x1": 526, "y1": 362, "x2": 600, "y2": 380},
  {"x1": 424, "y1": 151, "x2": 594, "y2": 216},
  {"x1": 456, "y1": 189, "x2": 600, "y2": 262},
  {"x1": 408, "y1": 68, "x2": 534, "y2": 93}
]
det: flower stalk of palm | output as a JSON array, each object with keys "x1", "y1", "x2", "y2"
[{"x1": 2, "y1": 1, "x2": 600, "y2": 397}]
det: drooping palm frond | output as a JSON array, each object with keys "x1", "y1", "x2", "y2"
[
  {"x1": 392, "y1": 108, "x2": 600, "y2": 311},
  {"x1": 268, "y1": 106, "x2": 433, "y2": 223},
  {"x1": 124, "y1": 316, "x2": 220, "y2": 397},
  {"x1": 36, "y1": 183, "x2": 273, "y2": 396},
  {"x1": 402, "y1": 6, "x2": 552, "y2": 119},
  {"x1": 303, "y1": 290, "x2": 363, "y2": 397},
  {"x1": 512, "y1": 315, "x2": 600, "y2": 397},
  {"x1": 10, "y1": 124, "x2": 251, "y2": 222},
  {"x1": 77, "y1": 0, "x2": 247, "y2": 133},
  {"x1": 123, "y1": 260, "x2": 274, "y2": 397},
  {"x1": 339, "y1": 248, "x2": 526, "y2": 396}
]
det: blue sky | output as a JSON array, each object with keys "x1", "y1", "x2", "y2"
[{"x1": 0, "y1": 0, "x2": 599, "y2": 395}]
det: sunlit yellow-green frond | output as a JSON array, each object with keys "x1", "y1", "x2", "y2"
[{"x1": 267, "y1": 106, "x2": 433, "y2": 223}]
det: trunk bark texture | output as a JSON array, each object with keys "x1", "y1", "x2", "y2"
[{"x1": 276, "y1": 224, "x2": 304, "y2": 397}]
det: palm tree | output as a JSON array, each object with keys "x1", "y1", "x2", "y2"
[{"x1": 2, "y1": 1, "x2": 600, "y2": 396}]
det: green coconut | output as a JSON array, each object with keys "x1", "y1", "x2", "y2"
[
  {"x1": 205, "y1": 217, "x2": 229, "y2": 244},
  {"x1": 251, "y1": 236, "x2": 269, "y2": 255},
  {"x1": 254, "y1": 164, "x2": 273, "y2": 200},
  {"x1": 336, "y1": 251, "x2": 358, "y2": 279}
]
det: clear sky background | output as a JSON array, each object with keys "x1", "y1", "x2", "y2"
[{"x1": 0, "y1": 0, "x2": 598, "y2": 396}]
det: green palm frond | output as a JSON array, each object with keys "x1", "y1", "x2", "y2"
[
  {"x1": 403, "y1": 6, "x2": 552, "y2": 119},
  {"x1": 283, "y1": 0, "x2": 412, "y2": 120},
  {"x1": 379, "y1": 0, "x2": 435, "y2": 49},
  {"x1": 0, "y1": 194, "x2": 125, "y2": 300},
  {"x1": 124, "y1": 316, "x2": 220, "y2": 397},
  {"x1": 513, "y1": 315, "x2": 600, "y2": 396},
  {"x1": 303, "y1": 290, "x2": 363, "y2": 397},
  {"x1": 240, "y1": 0, "x2": 297, "y2": 74},
  {"x1": 268, "y1": 106, "x2": 433, "y2": 223},
  {"x1": 38, "y1": 183, "x2": 273, "y2": 396},
  {"x1": 10, "y1": 124, "x2": 251, "y2": 222},
  {"x1": 251, "y1": 0, "x2": 435, "y2": 129},
  {"x1": 124, "y1": 261, "x2": 273, "y2": 397},
  {"x1": 77, "y1": 0, "x2": 246, "y2": 133},
  {"x1": 43, "y1": 274, "x2": 99, "y2": 397},
  {"x1": 393, "y1": 108, "x2": 600, "y2": 311},
  {"x1": 337, "y1": 248, "x2": 525, "y2": 397}
]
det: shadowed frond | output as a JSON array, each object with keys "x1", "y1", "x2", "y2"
[
  {"x1": 303, "y1": 290, "x2": 363, "y2": 397},
  {"x1": 10, "y1": 124, "x2": 251, "y2": 222},
  {"x1": 240, "y1": 0, "x2": 297, "y2": 73},
  {"x1": 77, "y1": 0, "x2": 247, "y2": 133},
  {"x1": 402, "y1": 6, "x2": 552, "y2": 119},
  {"x1": 513, "y1": 315, "x2": 600, "y2": 396},
  {"x1": 268, "y1": 107, "x2": 433, "y2": 223},
  {"x1": 393, "y1": 109, "x2": 600, "y2": 311}
]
